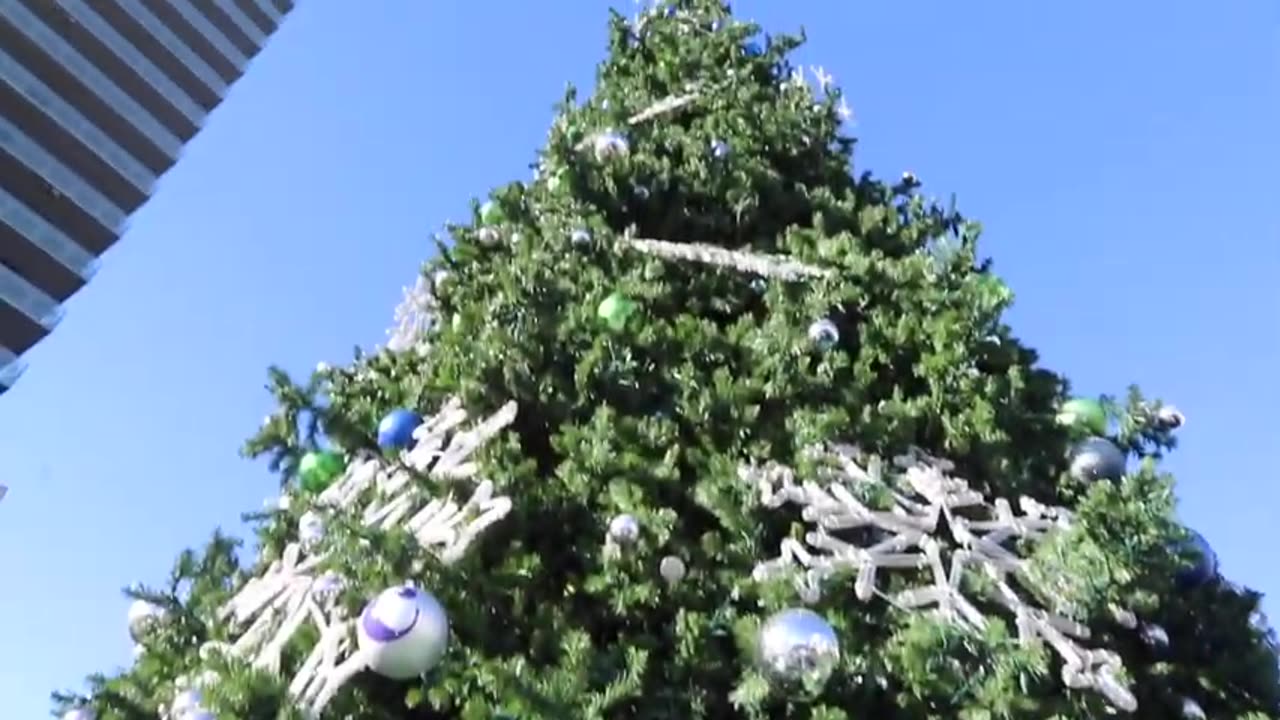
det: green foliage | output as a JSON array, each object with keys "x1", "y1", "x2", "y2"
[{"x1": 57, "y1": 1, "x2": 1278, "y2": 718}]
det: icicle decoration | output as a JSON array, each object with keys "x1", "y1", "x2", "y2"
[
  {"x1": 743, "y1": 444, "x2": 1138, "y2": 712},
  {"x1": 622, "y1": 236, "x2": 830, "y2": 281},
  {"x1": 386, "y1": 271, "x2": 442, "y2": 353},
  {"x1": 203, "y1": 399, "x2": 518, "y2": 718}
]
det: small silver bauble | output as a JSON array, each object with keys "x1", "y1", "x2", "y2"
[
  {"x1": 127, "y1": 599, "x2": 167, "y2": 643},
  {"x1": 659, "y1": 555, "x2": 686, "y2": 584},
  {"x1": 170, "y1": 688, "x2": 204, "y2": 717},
  {"x1": 710, "y1": 139, "x2": 731, "y2": 159},
  {"x1": 1180, "y1": 697, "x2": 1206, "y2": 719},
  {"x1": 570, "y1": 228, "x2": 592, "y2": 245},
  {"x1": 1155, "y1": 405, "x2": 1185, "y2": 430},
  {"x1": 1140, "y1": 623, "x2": 1169, "y2": 649},
  {"x1": 298, "y1": 510, "x2": 325, "y2": 547},
  {"x1": 476, "y1": 227, "x2": 501, "y2": 245},
  {"x1": 749, "y1": 277, "x2": 767, "y2": 294},
  {"x1": 313, "y1": 571, "x2": 345, "y2": 602},
  {"x1": 592, "y1": 130, "x2": 630, "y2": 161},
  {"x1": 1068, "y1": 437, "x2": 1126, "y2": 483},
  {"x1": 807, "y1": 319, "x2": 839, "y2": 350},
  {"x1": 63, "y1": 709, "x2": 95, "y2": 720},
  {"x1": 607, "y1": 514, "x2": 641, "y2": 545},
  {"x1": 758, "y1": 608, "x2": 840, "y2": 690}
]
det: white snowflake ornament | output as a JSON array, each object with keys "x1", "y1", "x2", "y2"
[{"x1": 744, "y1": 444, "x2": 1138, "y2": 712}]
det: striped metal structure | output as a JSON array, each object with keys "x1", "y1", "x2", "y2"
[{"x1": 0, "y1": 0, "x2": 293, "y2": 394}]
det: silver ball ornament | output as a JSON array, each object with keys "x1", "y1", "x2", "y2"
[
  {"x1": 1140, "y1": 623, "x2": 1169, "y2": 650},
  {"x1": 127, "y1": 599, "x2": 167, "y2": 643},
  {"x1": 570, "y1": 228, "x2": 592, "y2": 246},
  {"x1": 476, "y1": 227, "x2": 501, "y2": 246},
  {"x1": 313, "y1": 570, "x2": 345, "y2": 602},
  {"x1": 592, "y1": 130, "x2": 630, "y2": 161},
  {"x1": 63, "y1": 709, "x2": 95, "y2": 720},
  {"x1": 607, "y1": 513, "x2": 640, "y2": 545},
  {"x1": 357, "y1": 585, "x2": 450, "y2": 680},
  {"x1": 1155, "y1": 405, "x2": 1185, "y2": 430},
  {"x1": 758, "y1": 608, "x2": 840, "y2": 690},
  {"x1": 807, "y1": 319, "x2": 839, "y2": 350},
  {"x1": 170, "y1": 688, "x2": 204, "y2": 717},
  {"x1": 659, "y1": 555, "x2": 686, "y2": 584},
  {"x1": 298, "y1": 510, "x2": 325, "y2": 547},
  {"x1": 1068, "y1": 437, "x2": 1126, "y2": 483},
  {"x1": 710, "y1": 139, "x2": 731, "y2": 159},
  {"x1": 1180, "y1": 697, "x2": 1206, "y2": 719}
]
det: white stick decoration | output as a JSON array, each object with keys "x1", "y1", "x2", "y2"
[
  {"x1": 200, "y1": 399, "x2": 518, "y2": 718},
  {"x1": 621, "y1": 236, "x2": 832, "y2": 281},
  {"x1": 743, "y1": 444, "x2": 1138, "y2": 712},
  {"x1": 575, "y1": 90, "x2": 703, "y2": 154}
]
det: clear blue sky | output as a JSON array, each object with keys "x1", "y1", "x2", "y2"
[{"x1": 1, "y1": 2, "x2": 1277, "y2": 715}]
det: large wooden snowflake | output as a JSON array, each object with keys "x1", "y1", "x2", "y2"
[
  {"x1": 201, "y1": 398, "x2": 517, "y2": 718},
  {"x1": 744, "y1": 444, "x2": 1137, "y2": 712}
]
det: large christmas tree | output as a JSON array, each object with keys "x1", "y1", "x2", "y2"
[{"x1": 57, "y1": 2, "x2": 1278, "y2": 719}]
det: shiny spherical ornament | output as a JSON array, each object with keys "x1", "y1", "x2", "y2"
[
  {"x1": 127, "y1": 599, "x2": 166, "y2": 643},
  {"x1": 314, "y1": 571, "x2": 345, "y2": 601},
  {"x1": 607, "y1": 513, "x2": 640, "y2": 545},
  {"x1": 758, "y1": 608, "x2": 840, "y2": 689},
  {"x1": 1180, "y1": 697, "x2": 1206, "y2": 719},
  {"x1": 1056, "y1": 398, "x2": 1107, "y2": 435},
  {"x1": 298, "y1": 511, "x2": 325, "y2": 547},
  {"x1": 170, "y1": 688, "x2": 203, "y2": 717},
  {"x1": 476, "y1": 226, "x2": 502, "y2": 246},
  {"x1": 597, "y1": 292, "x2": 638, "y2": 332},
  {"x1": 1155, "y1": 405, "x2": 1185, "y2": 430},
  {"x1": 1174, "y1": 529, "x2": 1218, "y2": 587},
  {"x1": 710, "y1": 139, "x2": 731, "y2": 159},
  {"x1": 357, "y1": 585, "x2": 450, "y2": 680},
  {"x1": 298, "y1": 451, "x2": 344, "y2": 493},
  {"x1": 659, "y1": 555, "x2": 687, "y2": 584},
  {"x1": 478, "y1": 201, "x2": 505, "y2": 227},
  {"x1": 1140, "y1": 623, "x2": 1169, "y2": 650},
  {"x1": 807, "y1": 319, "x2": 840, "y2": 350},
  {"x1": 1068, "y1": 437, "x2": 1126, "y2": 483},
  {"x1": 592, "y1": 130, "x2": 630, "y2": 161},
  {"x1": 63, "y1": 708, "x2": 95, "y2": 720},
  {"x1": 570, "y1": 228, "x2": 592, "y2": 246},
  {"x1": 750, "y1": 277, "x2": 768, "y2": 294},
  {"x1": 377, "y1": 408, "x2": 422, "y2": 451}
]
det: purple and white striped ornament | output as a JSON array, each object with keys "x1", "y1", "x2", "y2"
[{"x1": 356, "y1": 585, "x2": 450, "y2": 679}]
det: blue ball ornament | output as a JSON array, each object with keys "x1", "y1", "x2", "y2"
[
  {"x1": 1173, "y1": 529, "x2": 1218, "y2": 588},
  {"x1": 744, "y1": 41, "x2": 763, "y2": 57},
  {"x1": 377, "y1": 408, "x2": 422, "y2": 451}
]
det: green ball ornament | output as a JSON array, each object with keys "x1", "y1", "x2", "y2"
[
  {"x1": 597, "y1": 292, "x2": 637, "y2": 331},
  {"x1": 1057, "y1": 397, "x2": 1107, "y2": 435},
  {"x1": 299, "y1": 451, "x2": 344, "y2": 493}
]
